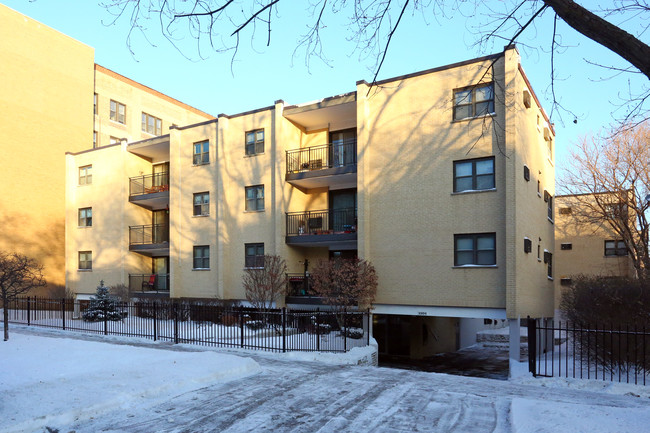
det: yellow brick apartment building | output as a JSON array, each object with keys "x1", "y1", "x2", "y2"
[
  {"x1": 65, "y1": 45, "x2": 556, "y2": 359},
  {"x1": 0, "y1": 4, "x2": 213, "y2": 294}
]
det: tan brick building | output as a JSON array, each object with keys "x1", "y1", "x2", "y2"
[
  {"x1": 65, "y1": 45, "x2": 556, "y2": 359},
  {"x1": 0, "y1": 4, "x2": 213, "y2": 294}
]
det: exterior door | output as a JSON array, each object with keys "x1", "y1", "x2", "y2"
[
  {"x1": 152, "y1": 210, "x2": 169, "y2": 243},
  {"x1": 152, "y1": 162, "x2": 169, "y2": 188},
  {"x1": 153, "y1": 257, "x2": 168, "y2": 291},
  {"x1": 329, "y1": 129, "x2": 356, "y2": 168},
  {"x1": 329, "y1": 189, "x2": 356, "y2": 232}
]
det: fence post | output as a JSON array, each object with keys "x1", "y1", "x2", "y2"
[
  {"x1": 27, "y1": 296, "x2": 31, "y2": 326},
  {"x1": 527, "y1": 316, "x2": 537, "y2": 377},
  {"x1": 367, "y1": 309, "x2": 371, "y2": 346},
  {"x1": 61, "y1": 298, "x2": 66, "y2": 331},
  {"x1": 103, "y1": 301, "x2": 108, "y2": 336},
  {"x1": 239, "y1": 306, "x2": 244, "y2": 348},
  {"x1": 153, "y1": 302, "x2": 157, "y2": 341},
  {"x1": 173, "y1": 302, "x2": 179, "y2": 344},
  {"x1": 343, "y1": 307, "x2": 347, "y2": 352},
  {"x1": 282, "y1": 307, "x2": 287, "y2": 353},
  {"x1": 316, "y1": 309, "x2": 320, "y2": 352}
]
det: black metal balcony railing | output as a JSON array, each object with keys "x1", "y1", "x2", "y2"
[
  {"x1": 286, "y1": 139, "x2": 356, "y2": 174},
  {"x1": 129, "y1": 172, "x2": 170, "y2": 196},
  {"x1": 286, "y1": 208, "x2": 357, "y2": 236},
  {"x1": 128, "y1": 274, "x2": 170, "y2": 292},
  {"x1": 129, "y1": 224, "x2": 169, "y2": 245},
  {"x1": 287, "y1": 274, "x2": 312, "y2": 296}
]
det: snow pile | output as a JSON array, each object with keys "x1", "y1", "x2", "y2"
[
  {"x1": 511, "y1": 398, "x2": 650, "y2": 433},
  {"x1": 1, "y1": 333, "x2": 261, "y2": 433}
]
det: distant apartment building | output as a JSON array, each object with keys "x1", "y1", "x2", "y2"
[
  {"x1": 65, "y1": 45, "x2": 556, "y2": 359},
  {"x1": 0, "y1": 4, "x2": 214, "y2": 293},
  {"x1": 553, "y1": 194, "x2": 635, "y2": 315}
]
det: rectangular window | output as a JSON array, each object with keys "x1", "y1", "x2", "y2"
[
  {"x1": 245, "y1": 129, "x2": 264, "y2": 155},
  {"x1": 245, "y1": 243, "x2": 264, "y2": 268},
  {"x1": 193, "y1": 245, "x2": 210, "y2": 269},
  {"x1": 93, "y1": 131, "x2": 97, "y2": 148},
  {"x1": 524, "y1": 238, "x2": 532, "y2": 253},
  {"x1": 559, "y1": 207, "x2": 572, "y2": 215},
  {"x1": 79, "y1": 165, "x2": 92, "y2": 185},
  {"x1": 245, "y1": 185, "x2": 264, "y2": 211},
  {"x1": 454, "y1": 233, "x2": 496, "y2": 266},
  {"x1": 453, "y1": 83, "x2": 495, "y2": 120},
  {"x1": 193, "y1": 192, "x2": 210, "y2": 216},
  {"x1": 604, "y1": 240, "x2": 627, "y2": 256},
  {"x1": 93, "y1": 93, "x2": 97, "y2": 115},
  {"x1": 544, "y1": 251, "x2": 553, "y2": 278},
  {"x1": 560, "y1": 278, "x2": 572, "y2": 286},
  {"x1": 110, "y1": 100, "x2": 126, "y2": 124},
  {"x1": 453, "y1": 157, "x2": 495, "y2": 192},
  {"x1": 141, "y1": 112, "x2": 162, "y2": 135},
  {"x1": 193, "y1": 140, "x2": 209, "y2": 165},
  {"x1": 78, "y1": 207, "x2": 92, "y2": 227},
  {"x1": 561, "y1": 243, "x2": 572, "y2": 250},
  {"x1": 547, "y1": 195, "x2": 553, "y2": 221},
  {"x1": 78, "y1": 251, "x2": 92, "y2": 270}
]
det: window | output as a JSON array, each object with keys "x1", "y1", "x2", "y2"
[
  {"x1": 559, "y1": 207, "x2": 572, "y2": 215},
  {"x1": 109, "y1": 136, "x2": 121, "y2": 144},
  {"x1": 245, "y1": 129, "x2": 264, "y2": 155},
  {"x1": 453, "y1": 83, "x2": 495, "y2": 120},
  {"x1": 523, "y1": 165, "x2": 530, "y2": 181},
  {"x1": 547, "y1": 194, "x2": 553, "y2": 221},
  {"x1": 93, "y1": 93, "x2": 97, "y2": 115},
  {"x1": 79, "y1": 165, "x2": 92, "y2": 185},
  {"x1": 524, "y1": 238, "x2": 532, "y2": 253},
  {"x1": 245, "y1": 185, "x2": 264, "y2": 211},
  {"x1": 453, "y1": 157, "x2": 495, "y2": 192},
  {"x1": 544, "y1": 251, "x2": 553, "y2": 278},
  {"x1": 454, "y1": 233, "x2": 496, "y2": 266},
  {"x1": 193, "y1": 192, "x2": 210, "y2": 216},
  {"x1": 561, "y1": 243, "x2": 573, "y2": 250},
  {"x1": 605, "y1": 203, "x2": 627, "y2": 221},
  {"x1": 193, "y1": 140, "x2": 209, "y2": 165},
  {"x1": 93, "y1": 131, "x2": 97, "y2": 148},
  {"x1": 142, "y1": 112, "x2": 162, "y2": 135},
  {"x1": 245, "y1": 243, "x2": 264, "y2": 268},
  {"x1": 605, "y1": 240, "x2": 627, "y2": 256},
  {"x1": 110, "y1": 100, "x2": 126, "y2": 124},
  {"x1": 78, "y1": 208, "x2": 92, "y2": 227},
  {"x1": 560, "y1": 278, "x2": 572, "y2": 286},
  {"x1": 78, "y1": 251, "x2": 92, "y2": 270},
  {"x1": 193, "y1": 246, "x2": 210, "y2": 269}
]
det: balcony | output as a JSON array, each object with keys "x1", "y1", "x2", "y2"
[
  {"x1": 285, "y1": 140, "x2": 357, "y2": 191},
  {"x1": 129, "y1": 224, "x2": 169, "y2": 256},
  {"x1": 129, "y1": 172, "x2": 169, "y2": 210},
  {"x1": 286, "y1": 208, "x2": 357, "y2": 249},
  {"x1": 129, "y1": 274, "x2": 170, "y2": 297},
  {"x1": 285, "y1": 274, "x2": 325, "y2": 306}
]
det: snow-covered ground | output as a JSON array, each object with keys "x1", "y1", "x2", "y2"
[{"x1": 2, "y1": 326, "x2": 650, "y2": 433}]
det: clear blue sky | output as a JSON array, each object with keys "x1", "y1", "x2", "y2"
[{"x1": 4, "y1": 1, "x2": 646, "y2": 176}]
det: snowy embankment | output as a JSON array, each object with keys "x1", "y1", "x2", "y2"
[{"x1": 1, "y1": 331, "x2": 261, "y2": 433}]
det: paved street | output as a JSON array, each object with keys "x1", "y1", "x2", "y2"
[{"x1": 61, "y1": 339, "x2": 646, "y2": 433}]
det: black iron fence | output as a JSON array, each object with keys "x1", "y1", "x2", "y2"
[
  {"x1": 528, "y1": 318, "x2": 649, "y2": 385},
  {"x1": 286, "y1": 140, "x2": 356, "y2": 174},
  {"x1": 286, "y1": 208, "x2": 357, "y2": 236},
  {"x1": 3, "y1": 297, "x2": 370, "y2": 353},
  {"x1": 129, "y1": 172, "x2": 170, "y2": 196},
  {"x1": 129, "y1": 224, "x2": 169, "y2": 245}
]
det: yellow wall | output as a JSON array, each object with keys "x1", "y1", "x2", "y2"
[{"x1": 0, "y1": 4, "x2": 95, "y2": 293}]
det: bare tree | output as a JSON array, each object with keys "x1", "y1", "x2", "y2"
[
  {"x1": 310, "y1": 257, "x2": 377, "y2": 328},
  {"x1": 0, "y1": 252, "x2": 46, "y2": 341},
  {"x1": 560, "y1": 122, "x2": 650, "y2": 278},
  {"x1": 242, "y1": 254, "x2": 288, "y2": 315},
  {"x1": 103, "y1": 1, "x2": 650, "y2": 123}
]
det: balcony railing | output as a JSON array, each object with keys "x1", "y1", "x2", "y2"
[
  {"x1": 287, "y1": 274, "x2": 312, "y2": 296},
  {"x1": 286, "y1": 208, "x2": 357, "y2": 236},
  {"x1": 286, "y1": 139, "x2": 356, "y2": 174},
  {"x1": 128, "y1": 273, "x2": 170, "y2": 292},
  {"x1": 129, "y1": 172, "x2": 170, "y2": 196},
  {"x1": 129, "y1": 224, "x2": 169, "y2": 246}
]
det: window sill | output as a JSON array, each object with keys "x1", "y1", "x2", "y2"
[
  {"x1": 547, "y1": 217, "x2": 554, "y2": 224},
  {"x1": 244, "y1": 267, "x2": 264, "y2": 270},
  {"x1": 244, "y1": 152, "x2": 265, "y2": 158},
  {"x1": 452, "y1": 265, "x2": 497, "y2": 269},
  {"x1": 192, "y1": 214, "x2": 210, "y2": 218},
  {"x1": 109, "y1": 119, "x2": 126, "y2": 127},
  {"x1": 192, "y1": 162, "x2": 210, "y2": 167},
  {"x1": 451, "y1": 112, "x2": 496, "y2": 124},
  {"x1": 244, "y1": 210, "x2": 265, "y2": 213},
  {"x1": 77, "y1": 269, "x2": 92, "y2": 272},
  {"x1": 537, "y1": 192, "x2": 542, "y2": 198},
  {"x1": 78, "y1": 184, "x2": 92, "y2": 187},
  {"x1": 547, "y1": 276, "x2": 554, "y2": 281},
  {"x1": 451, "y1": 188, "x2": 496, "y2": 196},
  {"x1": 192, "y1": 268, "x2": 210, "y2": 271},
  {"x1": 77, "y1": 226, "x2": 92, "y2": 229}
]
